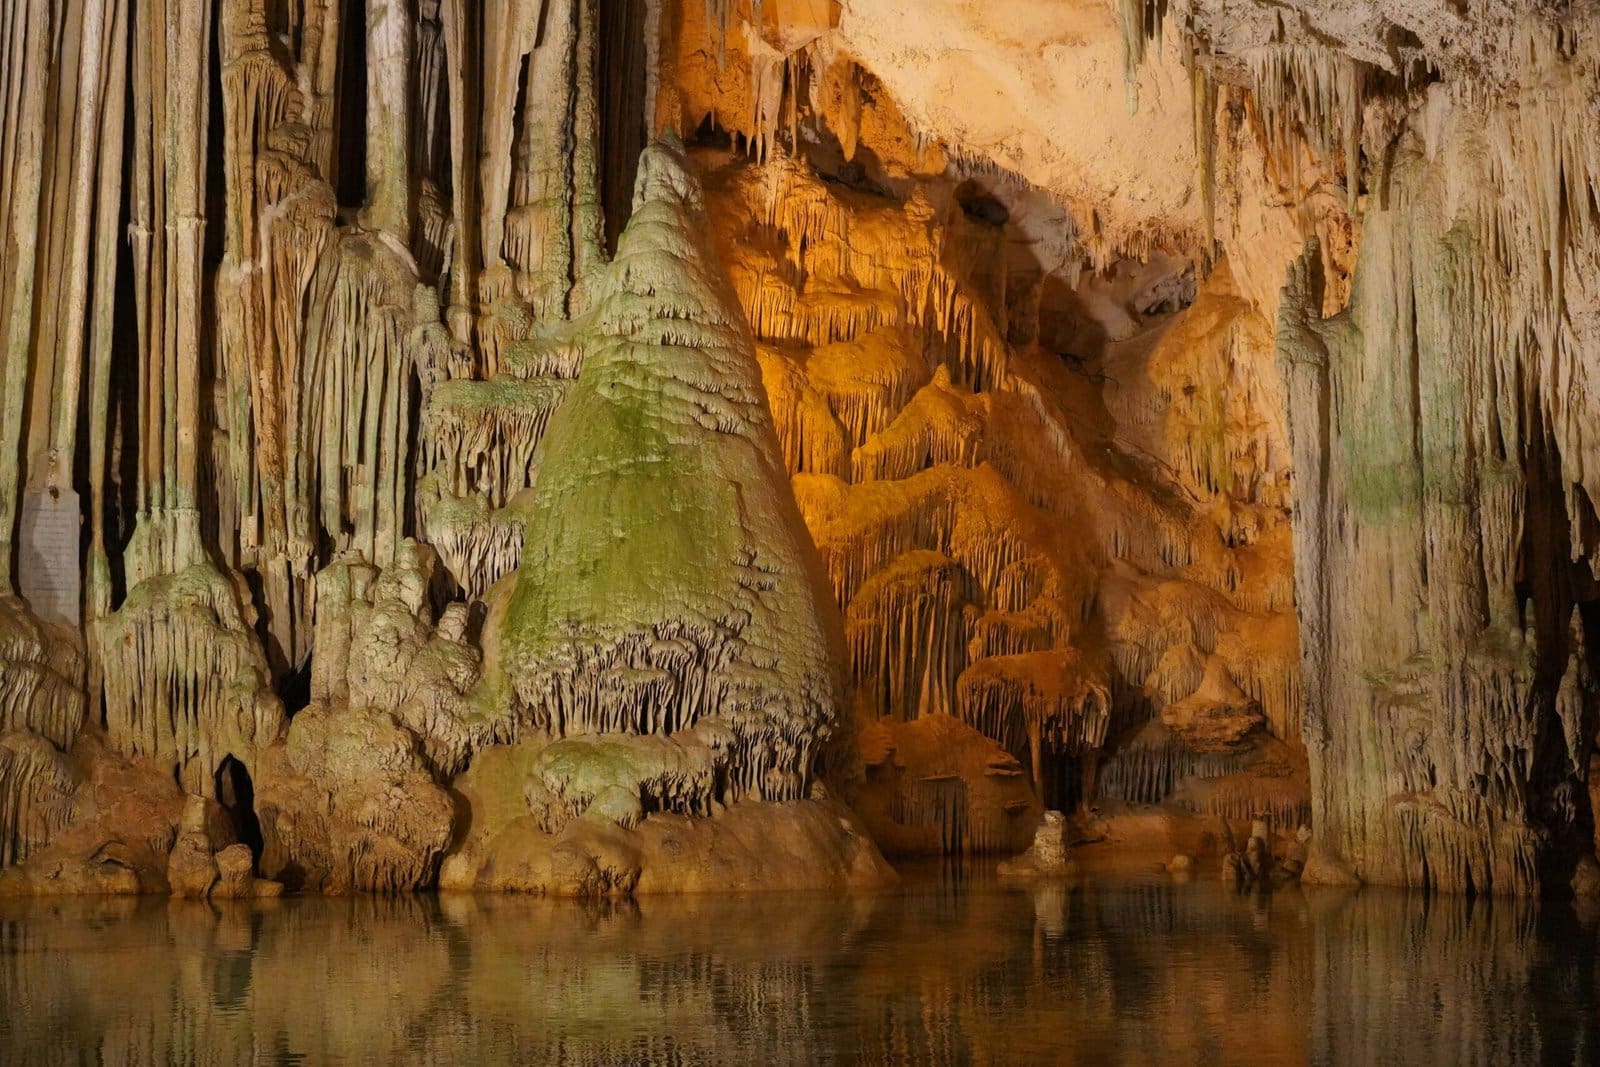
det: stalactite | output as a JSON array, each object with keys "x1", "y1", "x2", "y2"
[
  {"x1": 1189, "y1": 44, "x2": 1219, "y2": 249},
  {"x1": 422, "y1": 377, "x2": 571, "y2": 507},
  {"x1": 699, "y1": 143, "x2": 1301, "y2": 851},
  {"x1": 506, "y1": 0, "x2": 580, "y2": 316},
  {"x1": 415, "y1": 1, "x2": 450, "y2": 190},
  {"x1": 1113, "y1": 0, "x2": 1165, "y2": 114},
  {"x1": 90, "y1": 0, "x2": 289, "y2": 804},
  {"x1": 755, "y1": 344, "x2": 852, "y2": 477},
  {"x1": 718, "y1": 160, "x2": 1011, "y2": 392},
  {"x1": 860, "y1": 712, "x2": 1039, "y2": 855},
  {"x1": 956, "y1": 651, "x2": 1113, "y2": 785},
  {"x1": 846, "y1": 551, "x2": 973, "y2": 722},
  {"x1": 215, "y1": 0, "x2": 338, "y2": 667},
  {"x1": 1245, "y1": 44, "x2": 1368, "y2": 213},
  {"x1": 1096, "y1": 721, "x2": 1252, "y2": 807},
  {"x1": 417, "y1": 483, "x2": 529, "y2": 601},
  {"x1": 852, "y1": 369, "x2": 983, "y2": 483},
  {"x1": 14, "y1": 0, "x2": 1523, "y2": 891},
  {"x1": 97, "y1": 565, "x2": 284, "y2": 796},
  {"x1": 569, "y1": 0, "x2": 607, "y2": 300},
  {"x1": 295, "y1": 232, "x2": 422, "y2": 570}
]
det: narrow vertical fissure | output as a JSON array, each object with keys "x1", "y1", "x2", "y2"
[{"x1": 596, "y1": 0, "x2": 648, "y2": 255}]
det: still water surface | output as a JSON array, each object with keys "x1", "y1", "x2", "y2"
[{"x1": 1, "y1": 865, "x2": 1597, "y2": 1065}]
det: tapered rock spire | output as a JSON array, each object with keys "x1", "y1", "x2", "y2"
[{"x1": 502, "y1": 137, "x2": 843, "y2": 803}]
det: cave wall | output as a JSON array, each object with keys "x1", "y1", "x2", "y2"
[
  {"x1": 0, "y1": 0, "x2": 1596, "y2": 894},
  {"x1": 1277, "y1": 38, "x2": 1600, "y2": 894},
  {"x1": 671, "y1": 1, "x2": 1307, "y2": 854}
]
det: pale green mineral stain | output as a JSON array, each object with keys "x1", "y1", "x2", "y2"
[{"x1": 498, "y1": 139, "x2": 840, "y2": 779}]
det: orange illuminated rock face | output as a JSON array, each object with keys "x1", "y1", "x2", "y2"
[{"x1": 693, "y1": 136, "x2": 1304, "y2": 853}]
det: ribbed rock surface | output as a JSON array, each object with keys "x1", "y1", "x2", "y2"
[{"x1": 501, "y1": 139, "x2": 843, "y2": 804}]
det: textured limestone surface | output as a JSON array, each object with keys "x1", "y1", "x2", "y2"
[{"x1": 498, "y1": 140, "x2": 843, "y2": 804}]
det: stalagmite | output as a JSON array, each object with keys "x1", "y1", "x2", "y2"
[{"x1": 498, "y1": 138, "x2": 841, "y2": 804}]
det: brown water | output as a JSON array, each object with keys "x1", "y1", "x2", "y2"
[{"x1": 1, "y1": 866, "x2": 1596, "y2": 1065}]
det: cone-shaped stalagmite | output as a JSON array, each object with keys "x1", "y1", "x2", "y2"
[{"x1": 503, "y1": 138, "x2": 843, "y2": 804}]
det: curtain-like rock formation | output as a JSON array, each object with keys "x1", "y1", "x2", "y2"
[{"x1": 1279, "y1": 62, "x2": 1600, "y2": 894}]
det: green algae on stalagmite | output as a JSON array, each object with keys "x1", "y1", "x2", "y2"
[
  {"x1": 439, "y1": 140, "x2": 890, "y2": 895},
  {"x1": 500, "y1": 139, "x2": 845, "y2": 803}
]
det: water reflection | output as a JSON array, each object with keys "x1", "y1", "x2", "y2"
[{"x1": 1, "y1": 869, "x2": 1596, "y2": 1065}]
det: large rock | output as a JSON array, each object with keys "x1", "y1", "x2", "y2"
[
  {"x1": 255, "y1": 704, "x2": 454, "y2": 893},
  {"x1": 441, "y1": 738, "x2": 895, "y2": 895},
  {"x1": 0, "y1": 732, "x2": 185, "y2": 896}
]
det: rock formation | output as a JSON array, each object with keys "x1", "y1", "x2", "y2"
[
  {"x1": 0, "y1": 0, "x2": 1596, "y2": 896},
  {"x1": 497, "y1": 140, "x2": 842, "y2": 802},
  {"x1": 442, "y1": 138, "x2": 892, "y2": 894}
]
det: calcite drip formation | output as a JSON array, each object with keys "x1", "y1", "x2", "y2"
[{"x1": 0, "y1": 0, "x2": 1596, "y2": 897}]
